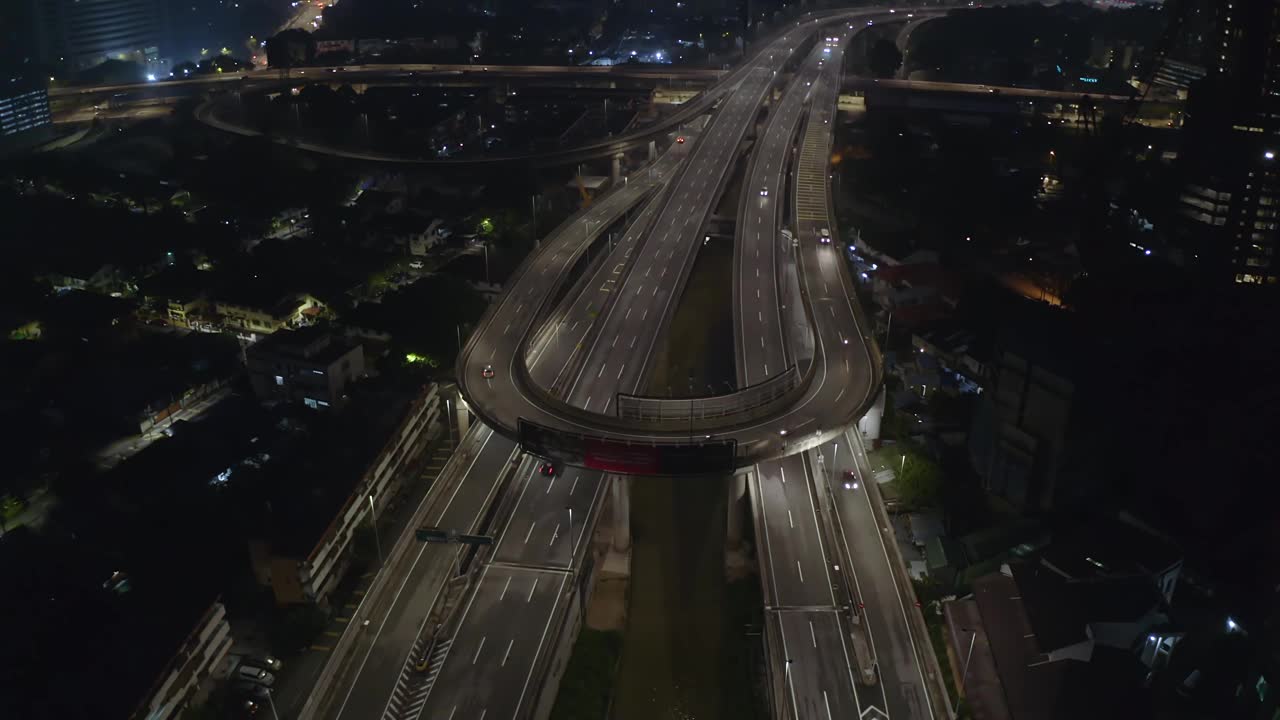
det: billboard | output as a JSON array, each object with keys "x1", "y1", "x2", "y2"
[{"x1": 518, "y1": 420, "x2": 737, "y2": 476}]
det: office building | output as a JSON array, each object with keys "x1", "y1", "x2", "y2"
[
  {"x1": 31, "y1": 0, "x2": 166, "y2": 71},
  {"x1": 0, "y1": 78, "x2": 52, "y2": 150},
  {"x1": 1176, "y1": 0, "x2": 1280, "y2": 285}
]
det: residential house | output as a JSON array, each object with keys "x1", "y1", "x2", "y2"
[
  {"x1": 246, "y1": 326, "x2": 366, "y2": 409},
  {"x1": 0, "y1": 529, "x2": 232, "y2": 720},
  {"x1": 215, "y1": 292, "x2": 326, "y2": 338},
  {"x1": 945, "y1": 559, "x2": 1172, "y2": 720}
]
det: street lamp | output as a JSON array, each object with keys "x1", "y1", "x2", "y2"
[
  {"x1": 368, "y1": 494, "x2": 384, "y2": 567},
  {"x1": 960, "y1": 627, "x2": 978, "y2": 687},
  {"x1": 566, "y1": 505, "x2": 574, "y2": 571},
  {"x1": 265, "y1": 687, "x2": 280, "y2": 720}
]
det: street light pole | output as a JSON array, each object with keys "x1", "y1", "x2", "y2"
[
  {"x1": 368, "y1": 494, "x2": 384, "y2": 568},
  {"x1": 265, "y1": 687, "x2": 280, "y2": 720},
  {"x1": 961, "y1": 628, "x2": 978, "y2": 686},
  {"x1": 483, "y1": 242, "x2": 490, "y2": 285}
]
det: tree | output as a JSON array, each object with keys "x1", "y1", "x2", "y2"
[
  {"x1": 867, "y1": 38, "x2": 903, "y2": 79},
  {"x1": 266, "y1": 28, "x2": 316, "y2": 68},
  {"x1": 897, "y1": 452, "x2": 942, "y2": 507}
]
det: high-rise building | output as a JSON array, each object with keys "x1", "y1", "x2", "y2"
[
  {"x1": 0, "y1": 77, "x2": 52, "y2": 152},
  {"x1": 1176, "y1": 0, "x2": 1280, "y2": 285},
  {"x1": 30, "y1": 0, "x2": 166, "y2": 71}
]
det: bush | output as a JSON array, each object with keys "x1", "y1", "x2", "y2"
[{"x1": 550, "y1": 629, "x2": 622, "y2": 720}]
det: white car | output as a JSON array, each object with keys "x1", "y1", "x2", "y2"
[
  {"x1": 760, "y1": 187, "x2": 769, "y2": 197},
  {"x1": 819, "y1": 228, "x2": 832, "y2": 244},
  {"x1": 237, "y1": 666, "x2": 275, "y2": 687}
]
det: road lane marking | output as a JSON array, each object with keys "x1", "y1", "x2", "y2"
[
  {"x1": 500, "y1": 576, "x2": 513, "y2": 601},
  {"x1": 569, "y1": 475, "x2": 580, "y2": 495},
  {"x1": 473, "y1": 636, "x2": 486, "y2": 664},
  {"x1": 626, "y1": 308, "x2": 632, "y2": 319},
  {"x1": 824, "y1": 691, "x2": 834, "y2": 720},
  {"x1": 502, "y1": 638, "x2": 515, "y2": 667},
  {"x1": 550, "y1": 523, "x2": 561, "y2": 546},
  {"x1": 810, "y1": 621, "x2": 817, "y2": 648},
  {"x1": 598, "y1": 364, "x2": 606, "y2": 378},
  {"x1": 788, "y1": 510, "x2": 794, "y2": 528},
  {"x1": 528, "y1": 577, "x2": 539, "y2": 602},
  {"x1": 611, "y1": 335, "x2": 618, "y2": 348},
  {"x1": 617, "y1": 365, "x2": 625, "y2": 379},
  {"x1": 546, "y1": 476, "x2": 555, "y2": 494},
  {"x1": 796, "y1": 560, "x2": 805, "y2": 583},
  {"x1": 524, "y1": 522, "x2": 536, "y2": 544},
  {"x1": 780, "y1": 466, "x2": 786, "y2": 484}
]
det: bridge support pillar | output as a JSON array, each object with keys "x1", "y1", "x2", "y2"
[
  {"x1": 611, "y1": 476, "x2": 631, "y2": 552},
  {"x1": 455, "y1": 399, "x2": 471, "y2": 438},
  {"x1": 648, "y1": 140, "x2": 657, "y2": 162},
  {"x1": 726, "y1": 472, "x2": 747, "y2": 547},
  {"x1": 611, "y1": 153, "x2": 623, "y2": 185}
]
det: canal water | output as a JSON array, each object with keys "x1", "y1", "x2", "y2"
[{"x1": 611, "y1": 237, "x2": 759, "y2": 720}]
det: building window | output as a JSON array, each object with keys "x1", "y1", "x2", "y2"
[
  {"x1": 275, "y1": 375, "x2": 284, "y2": 386},
  {"x1": 304, "y1": 398, "x2": 319, "y2": 409}
]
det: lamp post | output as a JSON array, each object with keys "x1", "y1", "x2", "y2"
[
  {"x1": 961, "y1": 627, "x2": 978, "y2": 687},
  {"x1": 265, "y1": 687, "x2": 280, "y2": 720},
  {"x1": 566, "y1": 505, "x2": 574, "y2": 572},
  {"x1": 368, "y1": 494, "x2": 384, "y2": 568}
]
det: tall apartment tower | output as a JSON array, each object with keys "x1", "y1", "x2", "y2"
[
  {"x1": 31, "y1": 0, "x2": 167, "y2": 71},
  {"x1": 1176, "y1": 0, "x2": 1280, "y2": 285}
]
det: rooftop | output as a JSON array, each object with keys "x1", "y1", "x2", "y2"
[
  {"x1": 247, "y1": 378, "x2": 428, "y2": 558},
  {"x1": 249, "y1": 325, "x2": 361, "y2": 369},
  {"x1": 0, "y1": 527, "x2": 221, "y2": 720},
  {"x1": 1039, "y1": 513, "x2": 1182, "y2": 582}
]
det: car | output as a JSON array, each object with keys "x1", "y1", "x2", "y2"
[
  {"x1": 236, "y1": 666, "x2": 274, "y2": 687},
  {"x1": 842, "y1": 470, "x2": 859, "y2": 490},
  {"x1": 251, "y1": 656, "x2": 283, "y2": 672},
  {"x1": 481, "y1": 364, "x2": 495, "y2": 379},
  {"x1": 232, "y1": 681, "x2": 270, "y2": 700},
  {"x1": 539, "y1": 462, "x2": 557, "y2": 477},
  {"x1": 760, "y1": 187, "x2": 769, "y2": 197},
  {"x1": 676, "y1": 136, "x2": 686, "y2": 144},
  {"x1": 819, "y1": 228, "x2": 832, "y2": 244}
]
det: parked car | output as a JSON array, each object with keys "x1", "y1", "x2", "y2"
[
  {"x1": 251, "y1": 656, "x2": 283, "y2": 672},
  {"x1": 236, "y1": 665, "x2": 275, "y2": 687}
]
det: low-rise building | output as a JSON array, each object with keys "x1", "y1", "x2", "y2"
[
  {"x1": 946, "y1": 559, "x2": 1173, "y2": 720},
  {"x1": 0, "y1": 529, "x2": 231, "y2": 720},
  {"x1": 246, "y1": 326, "x2": 366, "y2": 409},
  {"x1": 248, "y1": 382, "x2": 444, "y2": 604},
  {"x1": 215, "y1": 292, "x2": 326, "y2": 338}
]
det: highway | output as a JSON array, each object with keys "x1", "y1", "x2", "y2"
[
  {"x1": 315, "y1": 9, "x2": 931, "y2": 720},
  {"x1": 330, "y1": 425, "x2": 515, "y2": 720},
  {"x1": 816, "y1": 430, "x2": 939, "y2": 720},
  {"x1": 325, "y1": 142, "x2": 687, "y2": 720},
  {"x1": 742, "y1": 29, "x2": 875, "y2": 720}
]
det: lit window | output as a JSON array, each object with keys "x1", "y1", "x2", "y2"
[{"x1": 275, "y1": 375, "x2": 284, "y2": 385}]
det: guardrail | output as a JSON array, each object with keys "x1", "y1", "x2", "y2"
[
  {"x1": 615, "y1": 364, "x2": 800, "y2": 422},
  {"x1": 298, "y1": 423, "x2": 515, "y2": 720}
]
